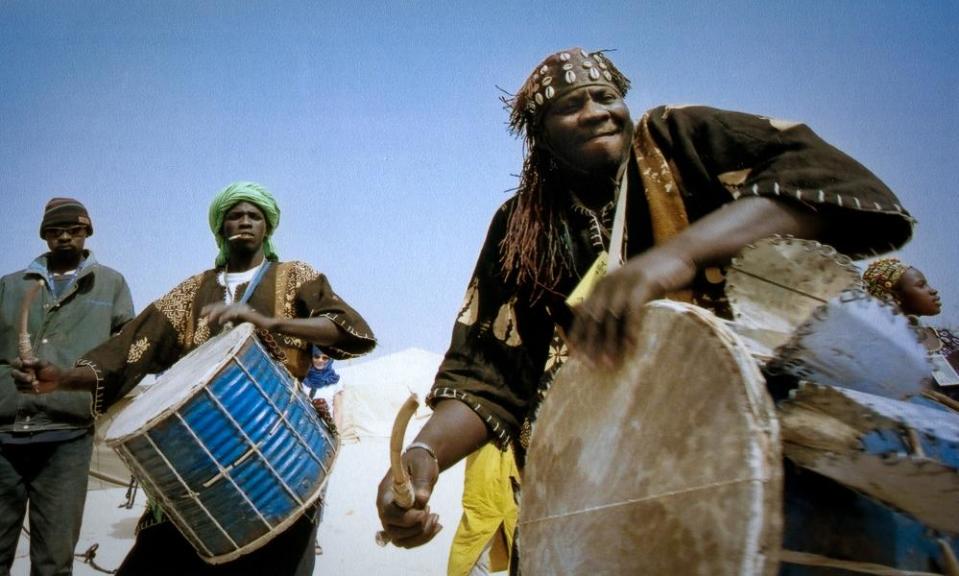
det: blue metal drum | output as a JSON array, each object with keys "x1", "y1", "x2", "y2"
[
  {"x1": 781, "y1": 462, "x2": 959, "y2": 575},
  {"x1": 778, "y1": 383, "x2": 959, "y2": 574},
  {"x1": 106, "y1": 323, "x2": 337, "y2": 564}
]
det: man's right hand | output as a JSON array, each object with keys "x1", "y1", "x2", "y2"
[
  {"x1": 10, "y1": 358, "x2": 64, "y2": 394},
  {"x1": 376, "y1": 446, "x2": 442, "y2": 548}
]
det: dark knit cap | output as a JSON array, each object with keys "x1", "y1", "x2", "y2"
[{"x1": 39, "y1": 197, "x2": 93, "y2": 238}]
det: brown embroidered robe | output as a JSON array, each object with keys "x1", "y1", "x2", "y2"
[
  {"x1": 82, "y1": 260, "x2": 375, "y2": 414},
  {"x1": 428, "y1": 105, "x2": 914, "y2": 466}
]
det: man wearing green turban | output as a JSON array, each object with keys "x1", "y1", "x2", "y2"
[
  {"x1": 14, "y1": 181, "x2": 376, "y2": 575},
  {"x1": 208, "y1": 181, "x2": 281, "y2": 267}
]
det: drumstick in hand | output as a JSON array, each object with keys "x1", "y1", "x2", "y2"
[
  {"x1": 375, "y1": 393, "x2": 420, "y2": 546},
  {"x1": 17, "y1": 280, "x2": 44, "y2": 391}
]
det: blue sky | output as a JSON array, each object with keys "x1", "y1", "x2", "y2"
[{"x1": 2, "y1": 1, "x2": 956, "y2": 358}]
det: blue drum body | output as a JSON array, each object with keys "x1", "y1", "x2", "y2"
[
  {"x1": 781, "y1": 462, "x2": 959, "y2": 575},
  {"x1": 106, "y1": 323, "x2": 337, "y2": 564},
  {"x1": 778, "y1": 383, "x2": 959, "y2": 574}
]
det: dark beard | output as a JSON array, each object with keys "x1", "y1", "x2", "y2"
[{"x1": 47, "y1": 248, "x2": 83, "y2": 272}]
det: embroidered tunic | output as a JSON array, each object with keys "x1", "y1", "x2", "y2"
[
  {"x1": 428, "y1": 105, "x2": 914, "y2": 465},
  {"x1": 77, "y1": 260, "x2": 374, "y2": 575},
  {"x1": 81, "y1": 260, "x2": 375, "y2": 416}
]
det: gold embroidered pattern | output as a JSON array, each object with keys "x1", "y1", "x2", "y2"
[
  {"x1": 520, "y1": 418, "x2": 533, "y2": 451},
  {"x1": 193, "y1": 316, "x2": 211, "y2": 347},
  {"x1": 456, "y1": 278, "x2": 480, "y2": 326},
  {"x1": 270, "y1": 262, "x2": 319, "y2": 373},
  {"x1": 127, "y1": 337, "x2": 150, "y2": 364},
  {"x1": 543, "y1": 333, "x2": 569, "y2": 373},
  {"x1": 492, "y1": 298, "x2": 522, "y2": 347},
  {"x1": 155, "y1": 274, "x2": 202, "y2": 347},
  {"x1": 281, "y1": 334, "x2": 306, "y2": 350},
  {"x1": 281, "y1": 261, "x2": 320, "y2": 319},
  {"x1": 76, "y1": 360, "x2": 104, "y2": 417}
]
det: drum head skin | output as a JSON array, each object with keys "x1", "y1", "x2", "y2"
[
  {"x1": 520, "y1": 301, "x2": 782, "y2": 576},
  {"x1": 725, "y1": 237, "x2": 860, "y2": 359},
  {"x1": 107, "y1": 323, "x2": 256, "y2": 443},
  {"x1": 104, "y1": 322, "x2": 337, "y2": 564},
  {"x1": 774, "y1": 290, "x2": 929, "y2": 399}
]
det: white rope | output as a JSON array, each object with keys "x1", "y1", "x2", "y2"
[{"x1": 779, "y1": 549, "x2": 945, "y2": 576}]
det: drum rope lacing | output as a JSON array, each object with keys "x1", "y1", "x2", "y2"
[
  {"x1": 779, "y1": 548, "x2": 957, "y2": 576},
  {"x1": 519, "y1": 476, "x2": 760, "y2": 525}
]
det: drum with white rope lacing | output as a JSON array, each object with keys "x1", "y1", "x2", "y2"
[
  {"x1": 105, "y1": 322, "x2": 337, "y2": 564},
  {"x1": 520, "y1": 300, "x2": 782, "y2": 575}
]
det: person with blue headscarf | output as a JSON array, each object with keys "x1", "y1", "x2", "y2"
[
  {"x1": 14, "y1": 181, "x2": 375, "y2": 575},
  {"x1": 303, "y1": 345, "x2": 341, "y2": 394}
]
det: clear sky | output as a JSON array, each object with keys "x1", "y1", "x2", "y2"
[{"x1": 2, "y1": 1, "x2": 956, "y2": 359}]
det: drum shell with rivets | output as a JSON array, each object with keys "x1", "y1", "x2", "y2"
[{"x1": 105, "y1": 322, "x2": 337, "y2": 564}]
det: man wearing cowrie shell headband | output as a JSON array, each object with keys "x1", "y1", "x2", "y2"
[{"x1": 377, "y1": 47, "x2": 913, "y2": 571}]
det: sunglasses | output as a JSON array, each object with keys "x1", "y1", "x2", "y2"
[{"x1": 43, "y1": 225, "x2": 88, "y2": 239}]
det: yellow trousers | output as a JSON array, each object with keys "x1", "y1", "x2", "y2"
[{"x1": 447, "y1": 444, "x2": 519, "y2": 576}]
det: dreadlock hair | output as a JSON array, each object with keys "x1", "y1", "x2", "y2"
[
  {"x1": 499, "y1": 49, "x2": 631, "y2": 298},
  {"x1": 498, "y1": 141, "x2": 576, "y2": 298}
]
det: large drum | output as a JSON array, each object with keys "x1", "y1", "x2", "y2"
[
  {"x1": 106, "y1": 323, "x2": 337, "y2": 564},
  {"x1": 779, "y1": 382, "x2": 959, "y2": 535},
  {"x1": 777, "y1": 383, "x2": 959, "y2": 575},
  {"x1": 724, "y1": 236, "x2": 861, "y2": 360},
  {"x1": 773, "y1": 289, "x2": 930, "y2": 399},
  {"x1": 520, "y1": 301, "x2": 782, "y2": 575}
]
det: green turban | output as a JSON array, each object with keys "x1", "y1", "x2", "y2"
[{"x1": 208, "y1": 181, "x2": 281, "y2": 267}]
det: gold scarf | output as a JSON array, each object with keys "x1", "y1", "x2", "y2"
[{"x1": 633, "y1": 111, "x2": 693, "y2": 302}]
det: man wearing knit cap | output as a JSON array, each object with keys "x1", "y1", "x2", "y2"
[
  {"x1": 376, "y1": 48, "x2": 915, "y2": 571},
  {"x1": 14, "y1": 182, "x2": 376, "y2": 575},
  {"x1": 0, "y1": 198, "x2": 134, "y2": 575}
]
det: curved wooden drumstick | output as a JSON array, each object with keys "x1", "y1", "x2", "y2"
[
  {"x1": 17, "y1": 280, "x2": 44, "y2": 391},
  {"x1": 375, "y1": 393, "x2": 420, "y2": 546}
]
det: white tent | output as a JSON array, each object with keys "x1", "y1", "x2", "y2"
[
  {"x1": 13, "y1": 349, "x2": 467, "y2": 576},
  {"x1": 314, "y1": 347, "x2": 466, "y2": 575}
]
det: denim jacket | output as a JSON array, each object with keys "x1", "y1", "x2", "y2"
[{"x1": 0, "y1": 251, "x2": 134, "y2": 431}]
